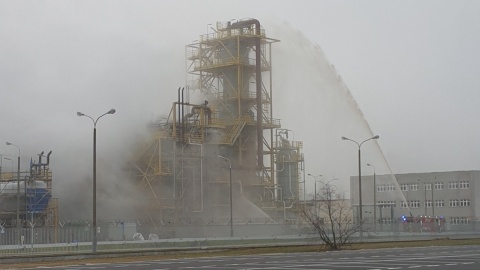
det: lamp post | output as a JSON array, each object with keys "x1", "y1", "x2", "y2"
[
  {"x1": 367, "y1": 163, "x2": 376, "y2": 233},
  {"x1": 77, "y1": 109, "x2": 116, "y2": 253},
  {"x1": 307, "y1": 174, "x2": 321, "y2": 210},
  {"x1": 6, "y1": 142, "x2": 20, "y2": 244},
  {"x1": 341, "y1": 135, "x2": 379, "y2": 232},
  {"x1": 218, "y1": 155, "x2": 233, "y2": 237}
]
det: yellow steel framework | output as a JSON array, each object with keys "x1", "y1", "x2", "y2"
[
  {"x1": 131, "y1": 19, "x2": 303, "y2": 223},
  {"x1": 186, "y1": 20, "x2": 280, "y2": 180}
]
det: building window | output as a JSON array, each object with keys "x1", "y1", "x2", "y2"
[
  {"x1": 460, "y1": 199, "x2": 470, "y2": 207},
  {"x1": 450, "y1": 217, "x2": 470, "y2": 224},
  {"x1": 459, "y1": 181, "x2": 470, "y2": 189},
  {"x1": 425, "y1": 200, "x2": 432, "y2": 208},
  {"x1": 460, "y1": 217, "x2": 470, "y2": 224},
  {"x1": 435, "y1": 200, "x2": 444, "y2": 208},
  {"x1": 381, "y1": 218, "x2": 394, "y2": 224},
  {"x1": 378, "y1": 201, "x2": 396, "y2": 208},
  {"x1": 386, "y1": 184, "x2": 396, "y2": 192},
  {"x1": 434, "y1": 182, "x2": 444, "y2": 190},
  {"x1": 409, "y1": 200, "x2": 420, "y2": 208},
  {"x1": 450, "y1": 217, "x2": 460, "y2": 224},
  {"x1": 425, "y1": 183, "x2": 432, "y2": 190},
  {"x1": 400, "y1": 201, "x2": 408, "y2": 208},
  {"x1": 400, "y1": 184, "x2": 408, "y2": 191},
  {"x1": 449, "y1": 199, "x2": 459, "y2": 207},
  {"x1": 448, "y1": 182, "x2": 459, "y2": 189},
  {"x1": 379, "y1": 185, "x2": 395, "y2": 192},
  {"x1": 410, "y1": 183, "x2": 419, "y2": 191}
]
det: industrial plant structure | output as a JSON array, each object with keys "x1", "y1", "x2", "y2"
[
  {"x1": 0, "y1": 151, "x2": 58, "y2": 239},
  {"x1": 130, "y1": 19, "x2": 304, "y2": 225},
  {"x1": 0, "y1": 19, "x2": 305, "y2": 245}
]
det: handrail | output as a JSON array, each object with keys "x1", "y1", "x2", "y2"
[{"x1": 224, "y1": 114, "x2": 249, "y2": 145}]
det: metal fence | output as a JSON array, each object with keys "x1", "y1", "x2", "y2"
[
  {"x1": 1, "y1": 219, "x2": 480, "y2": 257},
  {"x1": 0, "y1": 220, "x2": 311, "y2": 256}
]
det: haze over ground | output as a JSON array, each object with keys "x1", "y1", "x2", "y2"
[{"x1": 1, "y1": 1, "x2": 479, "y2": 218}]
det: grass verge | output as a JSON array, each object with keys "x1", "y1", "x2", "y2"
[{"x1": 1, "y1": 238, "x2": 480, "y2": 269}]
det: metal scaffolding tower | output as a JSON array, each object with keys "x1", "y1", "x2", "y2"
[{"x1": 131, "y1": 19, "x2": 303, "y2": 224}]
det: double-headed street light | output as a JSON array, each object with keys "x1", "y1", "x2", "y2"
[
  {"x1": 218, "y1": 155, "x2": 233, "y2": 237},
  {"x1": 341, "y1": 135, "x2": 379, "y2": 229},
  {"x1": 77, "y1": 109, "x2": 116, "y2": 253},
  {"x1": 6, "y1": 142, "x2": 20, "y2": 243}
]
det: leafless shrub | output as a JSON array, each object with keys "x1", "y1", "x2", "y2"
[{"x1": 301, "y1": 181, "x2": 361, "y2": 250}]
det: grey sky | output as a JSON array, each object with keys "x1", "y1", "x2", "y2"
[{"x1": 1, "y1": 1, "x2": 479, "y2": 216}]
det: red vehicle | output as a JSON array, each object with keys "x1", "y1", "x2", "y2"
[{"x1": 401, "y1": 215, "x2": 445, "y2": 232}]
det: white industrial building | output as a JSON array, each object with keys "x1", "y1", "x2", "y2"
[{"x1": 350, "y1": 170, "x2": 480, "y2": 229}]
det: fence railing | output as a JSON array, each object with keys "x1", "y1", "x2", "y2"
[{"x1": 1, "y1": 221, "x2": 480, "y2": 257}]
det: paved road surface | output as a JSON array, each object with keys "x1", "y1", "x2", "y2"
[{"x1": 23, "y1": 245, "x2": 480, "y2": 269}]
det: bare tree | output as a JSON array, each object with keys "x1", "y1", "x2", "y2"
[{"x1": 301, "y1": 181, "x2": 361, "y2": 250}]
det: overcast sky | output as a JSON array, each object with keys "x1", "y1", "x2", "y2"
[{"x1": 1, "y1": 1, "x2": 479, "y2": 216}]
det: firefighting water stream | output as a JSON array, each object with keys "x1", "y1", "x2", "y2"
[{"x1": 271, "y1": 23, "x2": 408, "y2": 216}]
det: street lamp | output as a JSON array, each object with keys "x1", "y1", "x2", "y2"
[
  {"x1": 341, "y1": 135, "x2": 379, "y2": 229},
  {"x1": 77, "y1": 108, "x2": 116, "y2": 253},
  {"x1": 367, "y1": 163, "x2": 377, "y2": 233},
  {"x1": 307, "y1": 174, "x2": 321, "y2": 209},
  {"x1": 218, "y1": 155, "x2": 233, "y2": 237},
  {"x1": 6, "y1": 142, "x2": 21, "y2": 244}
]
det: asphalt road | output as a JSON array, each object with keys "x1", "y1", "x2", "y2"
[{"x1": 22, "y1": 245, "x2": 480, "y2": 270}]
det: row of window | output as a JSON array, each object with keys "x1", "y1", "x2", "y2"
[
  {"x1": 397, "y1": 199, "x2": 470, "y2": 208},
  {"x1": 400, "y1": 183, "x2": 418, "y2": 191},
  {"x1": 450, "y1": 217, "x2": 471, "y2": 224},
  {"x1": 449, "y1": 199, "x2": 471, "y2": 207},
  {"x1": 377, "y1": 184, "x2": 396, "y2": 192},
  {"x1": 380, "y1": 218, "x2": 395, "y2": 224},
  {"x1": 379, "y1": 181, "x2": 470, "y2": 192},
  {"x1": 448, "y1": 181, "x2": 470, "y2": 189},
  {"x1": 377, "y1": 201, "x2": 396, "y2": 208}
]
